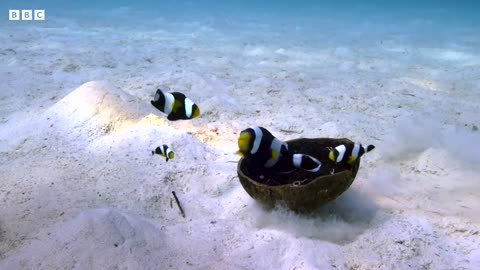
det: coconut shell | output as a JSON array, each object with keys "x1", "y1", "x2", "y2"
[{"x1": 237, "y1": 138, "x2": 360, "y2": 212}]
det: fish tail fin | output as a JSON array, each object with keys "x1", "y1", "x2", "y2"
[{"x1": 366, "y1": 145, "x2": 375, "y2": 152}]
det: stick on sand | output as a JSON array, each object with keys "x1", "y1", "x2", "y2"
[{"x1": 172, "y1": 191, "x2": 185, "y2": 218}]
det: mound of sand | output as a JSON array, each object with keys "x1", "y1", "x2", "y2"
[
  {"x1": 43, "y1": 81, "x2": 148, "y2": 137},
  {"x1": 0, "y1": 209, "x2": 171, "y2": 269}
]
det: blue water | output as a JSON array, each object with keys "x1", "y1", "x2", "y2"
[
  {"x1": 1, "y1": 0, "x2": 479, "y2": 119},
  {"x1": 2, "y1": 0, "x2": 478, "y2": 52},
  {"x1": 2, "y1": 1, "x2": 479, "y2": 50},
  {"x1": 2, "y1": 1, "x2": 480, "y2": 24}
]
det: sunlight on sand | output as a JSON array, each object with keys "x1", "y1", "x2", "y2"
[{"x1": 130, "y1": 114, "x2": 237, "y2": 151}]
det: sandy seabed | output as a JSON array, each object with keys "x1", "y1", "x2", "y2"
[{"x1": 0, "y1": 6, "x2": 479, "y2": 270}]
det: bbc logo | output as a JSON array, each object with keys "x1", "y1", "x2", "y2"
[{"x1": 9, "y1": 10, "x2": 45, "y2": 21}]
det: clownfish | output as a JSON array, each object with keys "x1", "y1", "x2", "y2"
[
  {"x1": 152, "y1": 144, "x2": 175, "y2": 162},
  {"x1": 150, "y1": 88, "x2": 200, "y2": 121},
  {"x1": 237, "y1": 126, "x2": 289, "y2": 170},
  {"x1": 328, "y1": 143, "x2": 375, "y2": 164},
  {"x1": 237, "y1": 126, "x2": 321, "y2": 173}
]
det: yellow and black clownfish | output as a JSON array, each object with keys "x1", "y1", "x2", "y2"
[
  {"x1": 237, "y1": 126, "x2": 289, "y2": 170},
  {"x1": 328, "y1": 143, "x2": 375, "y2": 164},
  {"x1": 152, "y1": 144, "x2": 175, "y2": 162},
  {"x1": 237, "y1": 126, "x2": 322, "y2": 173},
  {"x1": 150, "y1": 88, "x2": 200, "y2": 121}
]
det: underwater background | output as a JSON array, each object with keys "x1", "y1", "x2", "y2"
[
  {"x1": 1, "y1": 0, "x2": 479, "y2": 120},
  {"x1": 1, "y1": 0, "x2": 479, "y2": 269}
]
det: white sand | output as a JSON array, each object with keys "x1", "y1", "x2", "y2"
[{"x1": 1, "y1": 6, "x2": 479, "y2": 269}]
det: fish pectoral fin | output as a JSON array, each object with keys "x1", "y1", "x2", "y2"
[
  {"x1": 271, "y1": 149, "x2": 278, "y2": 159},
  {"x1": 236, "y1": 150, "x2": 244, "y2": 156},
  {"x1": 347, "y1": 156, "x2": 357, "y2": 163}
]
